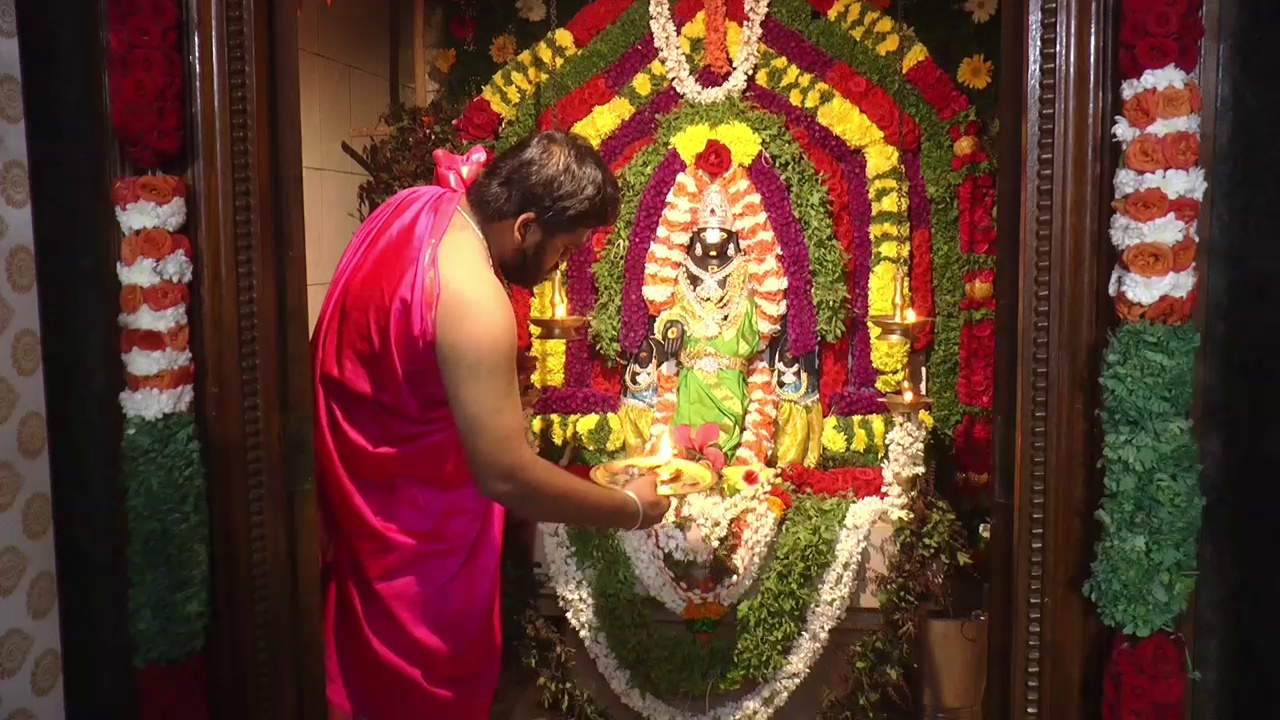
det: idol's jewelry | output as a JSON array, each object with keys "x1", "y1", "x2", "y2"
[
  {"x1": 623, "y1": 489, "x2": 645, "y2": 530},
  {"x1": 775, "y1": 366, "x2": 809, "y2": 402},
  {"x1": 625, "y1": 364, "x2": 656, "y2": 391}
]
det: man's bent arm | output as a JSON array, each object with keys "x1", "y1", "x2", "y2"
[{"x1": 436, "y1": 259, "x2": 639, "y2": 528}]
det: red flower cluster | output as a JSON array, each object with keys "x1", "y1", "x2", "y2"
[
  {"x1": 952, "y1": 416, "x2": 993, "y2": 476},
  {"x1": 568, "y1": 0, "x2": 638, "y2": 46},
  {"x1": 675, "y1": 0, "x2": 746, "y2": 23},
  {"x1": 1103, "y1": 632, "x2": 1188, "y2": 720},
  {"x1": 958, "y1": 174, "x2": 997, "y2": 255},
  {"x1": 903, "y1": 57, "x2": 970, "y2": 122},
  {"x1": 695, "y1": 140, "x2": 734, "y2": 177},
  {"x1": 825, "y1": 65, "x2": 921, "y2": 150},
  {"x1": 543, "y1": 76, "x2": 614, "y2": 132},
  {"x1": 1119, "y1": 0, "x2": 1205, "y2": 78},
  {"x1": 456, "y1": 97, "x2": 503, "y2": 143},
  {"x1": 135, "y1": 652, "x2": 209, "y2": 720},
  {"x1": 105, "y1": 0, "x2": 186, "y2": 169},
  {"x1": 957, "y1": 319, "x2": 995, "y2": 410},
  {"x1": 783, "y1": 465, "x2": 885, "y2": 499}
]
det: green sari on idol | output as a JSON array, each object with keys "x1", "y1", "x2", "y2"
[{"x1": 659, "y1": 295, "x2": 760, "y2": 459}]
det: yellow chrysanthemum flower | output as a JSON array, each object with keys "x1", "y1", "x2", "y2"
[
  {"x1": 549, "y1": 415, "x2": 566, "y2": 446},
  {"x1": 871, "y1": 416, "x2": 887, "y2": 452},
  {"x1": 876, "y1": 33, "x2": 900, "y2": 56},
  {"x1": 902, "y1": 44, "x2": 929, "y2": 72},
  {"x1": 958, "y1": 54, "x2": 994, "y2": 90},
  {"x1": 433, "y1": 48, "x2": 456, "y2": 74},
  {"x1": 553, "y1": 28, "x2": 576, "y2": 50},
  {"x1": 632, "y1": 73, "x2": 653, "y2": 97},
  {"x1": 918, "y1": 410, "x2": 935, "y2": 429},
  {"x1": 490, "y1": 34, "x2": 517, "y2": 64},
  {"x1": 576, "y1": 415, "x2": 600, "y2": 439},
  {"x1": 715, "y1": 122, "x2": 763, "y2": 166},
  {"x1": 531, "y1": 416, "x2": 545, "y2": 436},
  {"x1": 821, "y1": 416, "x2": 848, "y2": 453},
  {"x1": 852, "y1": 425, "x2": 869, "y2": 452},
  {"x1": 606, "y1": 414, "x2": 625, "y2": 451}
]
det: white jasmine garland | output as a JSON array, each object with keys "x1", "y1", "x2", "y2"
[
  {"x1": 1113, "y1": 167, "x2": 1207, "y2": 201},
  {"x1": 1108, "y1": 266, "x2": 1197, "y2": 304},
  {"x1": 116, "y1": 252, "x2": 195, "y2": 287},
  {"x1": 650, "y1": 0, "x2": 771, "y2": 104},
  {"x1": 540, "y1": 414, "x2": 928, "y2": 719},
  {"x1": 120, "y1": 386, "x2": 195, "y2": 420},
  {"x1": 115, "y1": 197, "x2": 189, "y2": 234},
  {"x1": 119, "y1": 305, "x2": 188, "y2": 332},
  {"x1": 1119, "y1": 65, "x2": 1193, "y2": 99},
  {"x1": 1109, "y1": 213, "x2": 1192, "y2": 250},
  {"x1": 1112, "y1": 113, "x2": 1200, "y2": 143},
  {"x1": 122, "y1": 347, "x2": 193, "y2": 377}
]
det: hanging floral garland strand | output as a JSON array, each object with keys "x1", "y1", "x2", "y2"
[{"x1": 105, "y1": 0, "x2": 211, "y2": 716}]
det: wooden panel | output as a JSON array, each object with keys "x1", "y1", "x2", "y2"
[
  {"x1": 990, "y1": 0, "x2": 1114, "y2": 717},
  {"x1": 186, "y1": 1, "x2": 324, "y2": 718}
]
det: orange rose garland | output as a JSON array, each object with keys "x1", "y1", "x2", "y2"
[{"x1": 113, "y1": 176, "x2": 197, "y2": 419}]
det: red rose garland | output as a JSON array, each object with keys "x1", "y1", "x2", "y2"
[{"x1": 105, "y1": 0, "x2": 186, "y2": 170}]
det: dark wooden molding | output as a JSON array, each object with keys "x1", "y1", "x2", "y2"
[
  {"x1": 991, "y1": 0, "x2": 1113, "y2": 717},
  {"x1": 187, "y1": 1, "x2": 324, "y2": 718}
]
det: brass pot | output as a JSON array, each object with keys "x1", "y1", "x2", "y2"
[{"x1": 920, "y1": 612, "x2": 988, "y2": 720}]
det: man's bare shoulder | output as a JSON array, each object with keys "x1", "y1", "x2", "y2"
[{"x1": 435, "y1": 224, "x2": 514, "y2": 349}]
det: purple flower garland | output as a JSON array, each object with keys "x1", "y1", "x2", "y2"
[
  {"x1": 599, "y1": 88, "x2": 679, "y2": 164},
  {"x1": 745, "y1": 83, "x2": 876, "y2": 387},
  {"x1": 747, "y1": 156, "x2": 819, "y2": 356},
  {"x1": 564, "y1": 239, "x2": 597, "y2": 388},
  {"x1": 619, "y1": 150, "x2": 687, "y2": 354},
  {"x1": 533, "y1": 386, "x2": 620, "y2": 415},
  {"x1": 603, "y1": 35, "x2": 657, "y2": 91},
  {"x1": 760, "y1": 18, "x2": 835, "y2": 77}
]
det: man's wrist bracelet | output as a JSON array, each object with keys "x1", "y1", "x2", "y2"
[{"x1": 623, "y1": 489, "x2": 644, "y2": 531}]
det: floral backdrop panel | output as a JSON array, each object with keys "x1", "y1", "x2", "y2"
[{"x1": 0, "y1": 2, "x2": 67, "y2": 715}]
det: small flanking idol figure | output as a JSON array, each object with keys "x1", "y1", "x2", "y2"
[{"x1": 654, "y1": 185, "x2": 759, "y2": 459}]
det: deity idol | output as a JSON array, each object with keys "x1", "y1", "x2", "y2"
[
  {"x1": 653, "y1": 186, "x2": 760, "y2": 458},
  {"x1": 618, "y1": 333, "x2": 662, "y2": 456},
  {"x1": 768, "y1": 327, "x2": 823, "y2": 466}
]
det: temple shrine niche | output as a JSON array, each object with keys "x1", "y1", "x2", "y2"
[{"x1": 459, "y1": 0, "x2": 999, "y2": 716}]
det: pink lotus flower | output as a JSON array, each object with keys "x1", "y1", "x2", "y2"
[{"x1": 673, "y1": 423, "x2": 726, "y2": 471}]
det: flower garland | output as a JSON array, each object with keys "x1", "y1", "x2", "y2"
[
  {"x1": 104, "y1": 0, "x2": 211, "y2": 696},
  {"x1": 650, "y1": 0, "x2": 770, "y2": 104},
  {"x1": 540, "y1": 413, "x2": 923, "y2": 719},
  {"x1": 1085, "y1": 0, "x2": 1205, "y2": 716}
]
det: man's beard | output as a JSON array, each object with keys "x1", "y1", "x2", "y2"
[{"x1": 499, "y1": 241, "x2": 557, "y2": 289}]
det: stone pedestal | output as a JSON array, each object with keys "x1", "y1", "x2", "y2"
[{"x1": 525, "y1": 520, "x2": 895, "y2": 718}]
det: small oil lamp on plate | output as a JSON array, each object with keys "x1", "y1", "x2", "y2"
[
  {"x1": 589, "y1": 430, "x2": 719, "y2": 497},
  {"x1": 883, "y1": 369, "x2": 933, "y2": 415},
  {"x1": 529, "y1": 266, "x2": 587, "y2": 341}
]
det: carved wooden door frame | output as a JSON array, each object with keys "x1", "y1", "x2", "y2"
[{"x1": 184, "y1": 1, "x2": 1121, "y2": 718}]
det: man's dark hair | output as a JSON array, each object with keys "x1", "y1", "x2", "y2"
[{"x1": 466, "y1": 131, "x2": 621, "y2": 235}]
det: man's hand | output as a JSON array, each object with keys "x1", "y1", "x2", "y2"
[{"x1": 621, "y1": 474, "x2": 672, "y2": 529}]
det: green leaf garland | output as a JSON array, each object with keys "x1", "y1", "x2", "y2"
[
  {"x1": 122, "y1": 414, "x2": 210, "y2": 666},
  {"x1": 1083, "y1": 321, "x2": 1203, "y2": 637}
]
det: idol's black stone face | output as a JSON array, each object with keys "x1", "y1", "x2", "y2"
[{"x1": 688, "y1": 227, "x2": 741, "y2": 273}]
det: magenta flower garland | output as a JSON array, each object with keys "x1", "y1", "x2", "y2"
[
  {"x1": 599, "y1": 88, "x2": 680, "y2": 164},
  {"x1": 534, "y1": 386, "x2": 620, "y2": 415},
  {"x1": 747, "y1": 155, "x2": 819, "y2": 355},
  {"x1": 604, "y1": 35, "x2": 658, "y2": 90},
  {"x1": 620, "y1": 150, "x2": 687, "y2": 354},
  {"x1": 564, "y1": 238, "x2": 598, "y2": 388},
  {"x1": 761, "y1": 17, "x2": 835, "y2": 76}
]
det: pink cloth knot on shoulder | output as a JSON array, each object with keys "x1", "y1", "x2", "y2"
[{"x1": 433, "y1": 145, "x2": 490, "y2": 191}]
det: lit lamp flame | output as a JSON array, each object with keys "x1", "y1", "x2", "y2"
[
  {"x1": 653, "y1": 429, "x2": 676, "y2": 482},
  {"x1": 900, "y1": 379, "x2": 915, "y2": 404},
  {"x1": 905, "y1": 307, "x2": 917, "y2": 324},
  {"x1": 550, "y1": 268, "x2": 568, "y2": 319}
]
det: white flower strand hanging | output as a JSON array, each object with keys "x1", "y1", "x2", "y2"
[{"x1": 649, "y1": 0, "x2": 771, "y2": 104}]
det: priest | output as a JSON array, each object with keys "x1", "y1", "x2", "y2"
[{"x1": 312, "y1": 131, "x2": 671, "y2": 720}]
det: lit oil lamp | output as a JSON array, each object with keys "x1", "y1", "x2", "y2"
[
  {"x1": 588, "y1": 427, "x2": 718, "y2": 497},
  {"x1": 529, "y1": 266, "x2": 587, "y2": 340},
  {"x1": 883, "y1": 374, "x2": 933, "y2": 414},
  {"x1": 869, "y1": 268, "x2": 931, "y2": 344}
]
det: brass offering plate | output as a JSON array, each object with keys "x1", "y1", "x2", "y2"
[
  {"x1": 530, "y1": 315, "x2": 587, "y2": 340},
  {"x1": 882, "y1": 392, "x2": 934, "y2": 414},
  {"x1": 589, "y1": 457, "x2": 719, "y2": 497}
]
